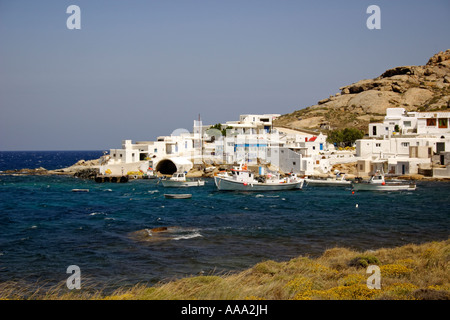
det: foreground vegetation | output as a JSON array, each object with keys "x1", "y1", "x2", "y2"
[{"x1": 1, "y1": 239, "x2": 448, "y2": 300}]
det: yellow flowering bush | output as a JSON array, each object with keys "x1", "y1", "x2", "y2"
[
  {"x1": 338, "y1": 274, "x2": 366, "y2": 287},
  {"x1": 310, "y1": 284, "x2": 378, "y2": 300},
  {"x1": 285, "y1": 276, "x2": 315, "y2": 300},
  {"x1": 285, "y1": 276, "x2": 313, "y2": 294},
  {"x1": 382, "y1": 282, "x2": 418, "y2": 299},
  {"x1": 380, "y1": 264, "x2": 413, "y2": 277}
]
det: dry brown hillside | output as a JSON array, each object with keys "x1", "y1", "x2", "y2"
[{"x1": 275, "y1": 49, "x2": 450, "y2": 133}]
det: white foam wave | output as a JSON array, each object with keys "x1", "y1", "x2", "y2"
[
  {"x1": 89, "y1": 212, "x2": 106, "y2": 216},
  {"x1": 172, "y1": 232, "x2": 202, "y2": 241}
]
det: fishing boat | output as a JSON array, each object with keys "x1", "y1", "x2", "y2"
[
  {"x1": 161, "y1": 172, "x2": 205, "y2": 187},
  {"x1": 305, "y1": 172, "x2": 351, "y2": 187},
  {"x1": 71, "y1": 189, "x2": 89, "y2": 192},
  {"x1": 143, "y1": 167, "x2": 157, "y2": 179},
  {"x1": 214, "y1": 163, "x2": 304, "y2": 191},
  {"x1": 352, "y1": 171, "x2": 416, "y2": 191},
  {"x1": 164, "y1": 193, "x2": 192, "y2": 199}
]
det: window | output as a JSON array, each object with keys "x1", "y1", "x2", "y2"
[
  {"x1": 427, "y1": 118, "x2": 436, "y2": 126},
  {"x1": 154, "y1": 148, "x2": 157, "y2": 153},
  {"x1": 438, "y1": 118, "x2": 448, "y2": 128},
  {"x1": 376, "y1": 143, "x2": 381, "y2": 147},
  {"x1": 401, "y1": 142, "x2": 409, "y2": 147},
  {"x1": 403, "y1": 121, "x2": 411, "y2": 127}
]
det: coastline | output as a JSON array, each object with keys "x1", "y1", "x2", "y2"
[
  {"x1": 1, "y1": 160, "x2": 449, "y2": 182},
  {"x1": 1, "y1": 239, "x2": 448, "y2": 300}
]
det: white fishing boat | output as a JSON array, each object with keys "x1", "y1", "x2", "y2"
[
  {"x1": 164, "y1": 193, "x2": 192, "y2": 199},
  {"x1": 352, "y1": 171, "x2": 416, "y2": 191},
  {"x1": 305, "y1": 173, "x2": 351, "y2": 187},
  {"x1": 161, "y1": 172, "x2": 205, "y2": 187},
  {"x1": 143, "y1": 167, "x2": 157, "y2": 179},
  {"x1": 214, "y1": 163, "x2": 304, "y2": 191}
]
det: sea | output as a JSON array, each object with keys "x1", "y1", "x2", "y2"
[{"x1": 0, "y1": 151, "x2": 449, "y2": 292}]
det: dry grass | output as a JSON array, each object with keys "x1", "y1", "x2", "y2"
[{"x1": 1, "y1": 239, "x2": 449, "y2": 300}]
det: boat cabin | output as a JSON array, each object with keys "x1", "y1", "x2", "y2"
[
  {"x1": 170, "y1": 172, "x2": 187, "y2": 181},
  {"x1": 231, "y1": 168, "x2": 256, "y2": 183},
  {"x1": 368, "y1": 171, "x2": 386, "y2": 184}
]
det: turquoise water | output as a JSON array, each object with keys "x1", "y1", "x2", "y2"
[{"x1": 0, "y1": 151, "x2": 449, "y2": 291}]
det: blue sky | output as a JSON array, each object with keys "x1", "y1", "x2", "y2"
[{"x1": 0, "y1": 0, "x2": 449, "y2": 150}]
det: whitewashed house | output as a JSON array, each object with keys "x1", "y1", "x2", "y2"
[
  {"x1": 357, "y1": 108, "x2": 450, "y2": 176},
  {"x1": 103, "y1": 113, "x2": 336, "y2": 176},
  {"x1": 369, "y1": 108, "x2": 450, "y2": 138}
]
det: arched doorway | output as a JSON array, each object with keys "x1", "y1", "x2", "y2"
[{"x1": 156, "y1": 159, "x2": 177, "y2": 175}]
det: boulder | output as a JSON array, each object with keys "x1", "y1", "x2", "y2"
[
  {"x1": 401, "y1": 88, "x2": 434, "y2": 107},
  {"x1": 380, "y1": 66, "x2": 414, "y2": 78},
  {"x1": 347, "y1": 90, "x2": 401, "y2": 114},
  {"x1": 426, "y1": 49, "x2": 450, "y2": 65}
]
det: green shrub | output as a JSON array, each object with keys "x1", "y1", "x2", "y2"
[{"x1": 349, "y1": 255, "x2": 381, "y2": 268}]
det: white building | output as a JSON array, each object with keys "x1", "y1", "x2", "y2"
[
  {"x1": 357, "y1": 108, "x2": 450, "y2": 176},
  {"x1": 104, "y1": 113, "x2": 336, "y2": 176},
  {"x1": 224, "y1": 114, "x2": 281, "y2": 135},
  {"x1": 369, "y1": 108, "x2": 450, "y2": 138}
]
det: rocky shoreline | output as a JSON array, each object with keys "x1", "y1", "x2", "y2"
[
  {"x1": 0, "y1": 159, "x2": 101, "y2": 178},
  {"x1": 1, "y1": 158, "x2": 449, "y2": 182}
]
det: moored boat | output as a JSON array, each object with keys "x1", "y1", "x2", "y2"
[
  {"x1": 352, "y1": 171, "x2": 416, "y2": 191},
  {"x1": 164, "y1": 193, "x2": 192, "y2": 199},
  {"x1": 143, "y1": 167, "x2": 158, "y2": 179},
  {"x1": 305, "y1": 173, "x2": 351, "y2": 187},
  {"x1": 214, "y1": 163, "x2": 304, "y2": 191},
  {"x1": 161, "y1": 172, "x2": 205, "y2": 187}
]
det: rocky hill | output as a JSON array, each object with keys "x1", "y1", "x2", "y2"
[{"x1": 274, "y1": 49, "x2": 450, "y2": 133}]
